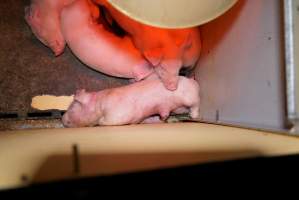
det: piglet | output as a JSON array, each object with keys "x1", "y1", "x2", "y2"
[
  {"x1": 60, "y1": 0, "x2": 153, "y2": 81},
  {"x1": 24, "y1": 0, "x2": 75, "y2": 56},
  {"x1": 62, "y1": 75, "x2": 200, "y2": 127},
  {"x1": 94, "y1": 0, "x2": 201, "y2": 90}
]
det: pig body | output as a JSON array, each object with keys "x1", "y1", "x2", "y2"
[
  {"x1": 62, "y1": 76, "x2": 200, "y2": 127},
  {"x1": 60, "y1": 0, "x2": 153, "y2": 81},
  {"x1": 171, "y1": 28, "x2": 202, "y2": 68},
  {"x1": 94, "y1": 0, "x2": 201, "y2": 90},
  {"x1": 25, "y1": 0, "x2": 75, "y2": 56}
]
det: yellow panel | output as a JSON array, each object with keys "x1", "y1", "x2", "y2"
[
  {"x1": 108, "y1": 0, "x2": 238, "y2": 28},
  {"x1": 1, "y1": 122, "x2": 299, "y2": 189}
]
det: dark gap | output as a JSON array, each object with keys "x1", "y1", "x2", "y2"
[
  {"x1": 179, "y1": 67, "x2": 194, "y2": 77},
  {"x1": 98, "y1": 5, "x2": 127, "y2": 37},
  {"x1": 27, "y1": 112, "x2": 52, "y2": 118},
  {"x1": 51, "y1": 110, "x2": 64, "y2": 118},
  {"x1": 72, "y1": 144, "x2": 80, "y2": 175},
  {"x1": 0, "y1": 113, "x2": 18, "y2": 119}
]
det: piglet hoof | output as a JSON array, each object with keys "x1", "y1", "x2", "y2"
[
  {"x1": 154, "y1": 67, "x2": 178, "y2": 91},
  {"x1": 161, "y1": 79, "x2": 178, "y2": 91},
  {"x1": 50, "y1": 40, "x2": 65, "y2": 56},
  {"x1": 165, "y1": 83, "x2": 178, "y2": 91},
  {"x1": 190, "y1": 106, "x2": 200, "y2": 119}
]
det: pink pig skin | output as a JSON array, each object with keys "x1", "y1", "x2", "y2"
[
  {"x1": 140, "y1": 107, "x2": 191, "y2": 124},
  {"x1": 24, "y1": 0, "x2": 75, "y2": 56},
  {"x1": 93, "y1": 0, "x2": 201, "y2": 90},
  {"x1": 60, "y1": 0, "x2": 153, "y2": 81},
  {"x1": 62, "y1": 76, "x2": 200, "y2": 127}
]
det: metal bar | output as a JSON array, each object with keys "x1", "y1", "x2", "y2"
[
  {"x1": 284, "y1": 0, "x2": 296, "y2": 121},
  {"x1": 284, "y1": 0, "x2": 299, "y2": 133}
]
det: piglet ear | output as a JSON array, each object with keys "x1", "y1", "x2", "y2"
[
  {"x1": 143, "y1": 48, "x2": 163, "y2": 66},
  {"x1": 74, "y1": 89, "x2": 89, "y2": 105}
]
